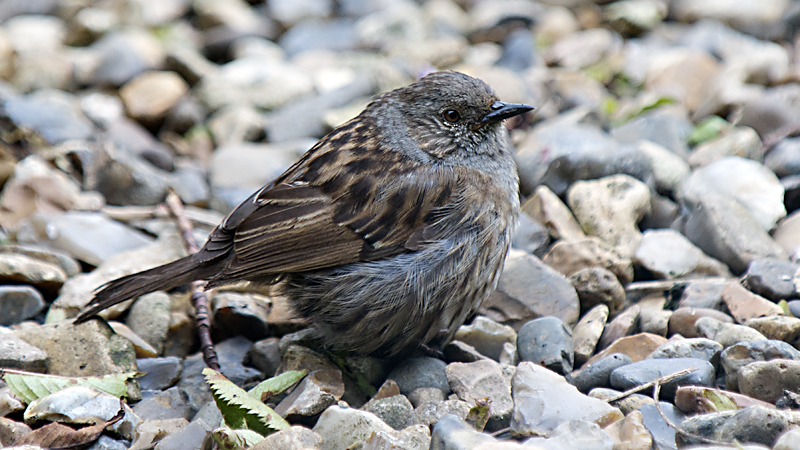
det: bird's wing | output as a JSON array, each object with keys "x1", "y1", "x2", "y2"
[{"x1": 202, "y1": 119, "x2": 460, "y2": 282}]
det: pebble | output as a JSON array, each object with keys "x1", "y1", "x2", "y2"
[
  {"x1": 569, "y1": 267, "x2": 625, "y2": 316},
  {"x1": 585, "y1": 333, "x2": 667, "y2": 366},
  {"x1": 543, "y1": 237, "x2": 634, "y2": 285},
  {"x1": 452, "y1": 316, "x2": 516, "y2": 362},
  {"x1": 445, "y1": 359, "x2": 514, "y2": 429},
  {"x1": 566, "y1": 174, "x2": 651, "y2": 257},
  {"x1": 742, "y1": 257, "x2": 800, "y2": 302},
  {"x1": 679, "y1": 279, "x2": 728, "y2": 309},
  {"x1": 246, "y1": 337, "x2": 282, "y2": 377},
  {"x1": 668, "y1": 307, "x2": 734, "y2": 338},
  {"x1": 720, "y1": 339, "x2": 800, "y2": 391},
  {"x1": 680, "y1": 192, "x2": 787, "y2": 274},
  {"x1": 634, "y1": 228, "x2": 731, "y2": 279},
  {"x1": 362, "y1": 423, "x2": 430, "y2": 450},
  {"x1": 646, "y1": 338, "x2": 723, "y2": 367},
  {"x1": 515, "y1": 124, "x2": 651, "y2": 196},
  {"x1": 572, "y1": 304, "x2": 609, "y2": 365},
  {"x1": 119, "y1": 71, "x2": 189, "y2": 124},
  {"x1": 521, "y1": 185, "x2": 586, "y2": 242},
  {"x1": 687, "y1": 126, "x2": 763, "y2": 168},
  {"x1": 413, "y1": 399, "x2": 470, "y2": 428},
  {"x1": 250, "y1": 426, "x2": 323, "y2": 450},
  {"x1": 0, "y1": 285, "x2": 45, "y2": 325},
  {"x1": 0, "y1": 253, "x2": 65, "y2": 297},
  {"x1": 609, "y1": 358, "x2": 715, "y2": 400},
  {"x1": 568, "y1": 353, "x2": 632, "y2": 393},
  {"x1": 312, "y1": 405, "x2": 393, "y2": 450},
  {"x1": 12, "y1": 320, "x2": 138, "y2": 398},
  {"x1": 275, "y1": 370, "x2": 345, "y2": 422},
  {"x1": 482, "y1": 250, "x2": 579, "y2": 329},
  {"x1": 598, "y1": 305, "x2": 640, "y2": 350},
  {"x1": 721, "y1": 281, "x2": 784, "y2": 323},
  {"x1": 0, "y1": 333, "x2": 47, "y2": 372},
  {"x1": 745, "y1": 316, "x2": 800, "y2": 344},
  {"x1": 361, "y1": 394, "x2": 414, "y2": 431},
  {"x1": 738, "y1": 359, "x2": 800, "y2": 404},
  {"x1": 387, "y1": 357, "x2": 449, "y2": 398},
  {"x1": 510, "y1": 362, "x2": 623, "y2": 438},
  {"x1": 611, "y1": 108, "x2": 693, "y2": 157},
  {"x1": 132, "y1": 386, "x2": 191, "y2": 421},
  {"x1": 677, "y1": 406, "x2": 794, "y2": 448},
  {"x1": 137, "y1": 356, "x2": 183, "y2": 391},
  {"x1": 702, "y1": 319, "x2": 769, "y2": 348},
  {"x1": 126, "y1": 292, "x2": 171, "y2": 354},
  {"x1": 517, "y1": 316, "x2": 573, "y2": 374}
]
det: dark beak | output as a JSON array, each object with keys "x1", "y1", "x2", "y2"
[{"x1": 482, "y1": 101, "x2": 535, "y2": 124}]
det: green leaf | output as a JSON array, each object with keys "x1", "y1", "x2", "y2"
[
  {"x1": 465, "y1": 398, "x2": 491, "y2": 432},
  {"x1": 203, "y1": 368, "x2": 290, "y2": 436},
  {"x1": 779, "y1": 300, "x2": 792, "y2": 317},
  {"x1": 212, "y1": 426, "x2": 264, "y2": 450},
  {"x1": 248, "y1": 370, "x2": 306, "y2": 403},
  {"x1": 688, "y1": 116, "x2": 730, "y2": 146},
  {"x1": 0, "y1": 369, "x2": 140, "y2": 404}
]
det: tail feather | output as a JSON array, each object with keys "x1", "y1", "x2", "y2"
[{"x1": 74, "y1": 256, "x2": 213, "y2": 324}]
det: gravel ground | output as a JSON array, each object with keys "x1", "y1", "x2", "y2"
[{"x1": 1, "y1": 0, "x2": 800, "y2": 449}]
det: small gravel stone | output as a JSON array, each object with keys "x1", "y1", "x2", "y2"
[
  {"x1": 275, "y1": 370, "x2": 345, "y2": 422},
  {"x1": 445, "y1": 359, "x2": 514, "y2": 429},
  {"x1": 361, "y1": 394, "x2": 414, "y2": 431},
  {"x1": 132, "y1": 386, "x2": 191, "y2": 421},
  {"x1": 598, "y1": 305, "x2": 640, "y2": 350},
  {"x1": 721, "y1": 281, "x2": 784, "y2": 323},
  {"x1": 573, "y1": 304, "x2": 609, "y2": 365},
  {"x1": 453, "y1": 316, "x2": 516, "y2": 361},
  {"x1": 569, "y1": 267, "x2": 625, "y2": 316},
  {"x1": 313, "y1": 405, "x2": 393, "y2": 450},
  {"x1": 720, "y1": 339, "x2": 800, "y2": 391},
  {"x1": 609, "y1": 358, "x2": 715, "y2": 400},
  {"x1": 517, "y1": 316, "x2": 574, "y2": 374},
  {"x1": 386, "y1": 357, "x2": 449, "y2": 397},
  {"x1": 668, "y1": 307, "x2": 734, "y2": 338},
  {"x1": 646, "y1": 338, "x2": 723, "y2": 367},
  {"x1": 137, "y1": 356, "x2": 182, "y2": 391},
  {"x1": 568, "y1": 353, "x2": 632, "y2": 393},
  {"x1": 481, "y1": 250, "x2": 579, "y2": 328},
  {"x1": 742, "y1": 257, "x2": 800, "y2": 302},
  {"x1": 0, "y1": 286, "x2": 45, "y2": 325},
  {"x1": 246, "y1": 337, "x2": 282, "y2": 377},
  {"x1": 738, "y1": 359, "x2": 800, "y2": 404}
]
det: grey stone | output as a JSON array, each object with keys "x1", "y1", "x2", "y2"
[
  {"x1": 2, "y1": 89, "x2": 94, "y2": 144},
  {"x1": 646, "y1": 338, "x2": 723, "y2": 368},
  {"x1": 482, "y1": 250, "x2": 580, "y2": 329},
  {"x1": 720, "y1": 340, "x2": 800, "y2": 391},
  {"x1": 137, "y1": 356, "x2": 182, "y2": 391},
  {"x1": 453, "y1": 316, "x2": 516, "y2": 361},
  {"x1": 609, "y1": 358, "x2": 715, "y2": 400},
  {"x1": 742, "y1": 257, "x2": 800, "y2": 301},
  {"x1": 387, "y1": 357, "x2": 449, "y2": 397},
  {"x1": 569, "y1": 267, "x2": 625, "y2": 315},
  {"x1": 634, "y1": 228, "x2": 731, "y2": 279},
  {"x1": 572, "y1": 304, "x2": 609, "y2": 365},
  {"x1": 126, "y1": 292, "x2": 171, "y2": 354},
  {"x1": 677, "y1": 406, "x2": 793, "y2": 448},
  {"x1": 133, "y1": 387, "x2": 191, "y2": 421},
  {"x1": 361, "y1": 394, "x2": 414, "y2": 431},
  {"x1": 568, "y1": 353, "x2": 632, "y2": 393},
  {"x1": 517, "y1": 316, "x2": 573, "y2": 374},
  {"x1": 0, "y1": 285, "x2": 45, "y2": 325},
  {"x1": 0, "y1": 333, "x2": 47, "y2": 372},
  {"x1": 274, "y1": 370, "x2": 344, "y2": 421},
  {"x1": 247, "y1": 337, "x2": 282, "y2": 377},
  {"x1": 445, "y1": 359, "x2": 514, "y2": 429},
  {"x1": 681, "y1": 192, "x2": 786, "y2": 274},
  {"x1": 250, "y1": 426, "x2": 323, "y2": 450}
]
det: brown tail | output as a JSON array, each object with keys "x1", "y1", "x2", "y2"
[{"x1": 74, "y1": 256, "x2": 216, "y2": 324}]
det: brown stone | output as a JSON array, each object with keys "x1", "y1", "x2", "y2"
[
  {"x1": 668, "y1": 307, "x2": 734, "y2": 338},
  {"x1": 522, "y1": 185, "x2": 585, "y2": 242},
  {"x1": 543, "y1": 237, "x2": 634, "y2": 285},
  {"x1": 584, "y1": 333, "x2": 667, "y2": 367},
  {"x1": 598, "y1": 305, "x2": 640, "y2": 350},
  {"x1": 721, "y1": 281, "x2": 783, "y2": 324}
]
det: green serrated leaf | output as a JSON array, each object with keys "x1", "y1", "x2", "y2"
[
  {"x1": 248, "y1": 370, "x2": 306, "y2": 402},
  {"x1": 203, "y1": 368, "x2": 290, "y2": 436},
  {"x1": 688, "y1": 116, "x2": 730, "y2": 145},
  {"x1": 212, "y1": 426, "x2": 265, "y2": 450},
  {"x1": 0, "y1": 369, "x2": 140, "y2": 404}
]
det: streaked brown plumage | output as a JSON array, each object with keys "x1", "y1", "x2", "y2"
[{"x1": 76, "y1": 71, "x2": 533, "y2": 357}]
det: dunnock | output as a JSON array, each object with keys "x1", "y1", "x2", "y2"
[{"x1": 76, "y1": 71, "x2": 533, "y2": 357}]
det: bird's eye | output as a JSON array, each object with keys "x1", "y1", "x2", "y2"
[{"x1": 442, "y1": 109, "x2": 461, "y2": 123}]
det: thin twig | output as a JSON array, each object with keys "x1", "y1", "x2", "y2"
[
  {"x1": 165, "y1": 190, "x2": 220, "y2": 372},
  {"x1": 653, "y1": 379, "x2": 735, "y2": 447},
  {"x1": 605, "y1": 368, "x2": 696, "y2": 403}
]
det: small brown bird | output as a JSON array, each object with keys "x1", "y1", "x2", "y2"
[{"x1": 76, "y1": 71, "x2": 533, "y2": 357}]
